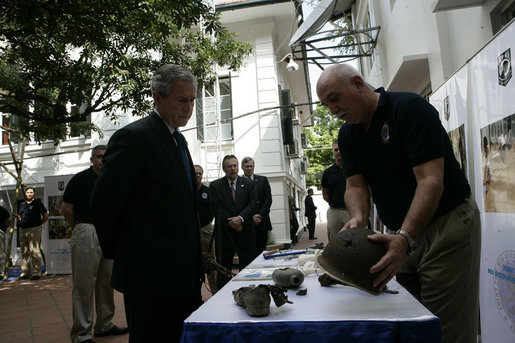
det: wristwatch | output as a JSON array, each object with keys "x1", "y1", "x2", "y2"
[{"x1": 396, "y1": 229, "x2": 417, "y2": 256}]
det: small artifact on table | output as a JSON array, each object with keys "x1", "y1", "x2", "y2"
[
  {"x1": 296, "y1": 288, "x2": 307, "y2": 296},
  {"x1": 272, "y1": 267, "x2": 304, "y2": 288},
  {"x1": 233, "y1": 284, "x2": 293, "y2": 317},
  {"x1": 317, "y1": 227, "x2": 386, "y2": 295}
]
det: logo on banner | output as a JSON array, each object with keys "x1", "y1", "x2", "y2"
[
  {"x1": 443, "y1": 96, "x2": 450, "y2": 121},
  {"x1": 493, "y1": 250, "x2": 515, "y2": 333},
  {"x1": 498, "y1": 49, "x2": 512, "y2": 86}
]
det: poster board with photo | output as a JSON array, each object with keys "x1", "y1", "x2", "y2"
[{"x1": 43, "y1": 174, "x2": 73, "y2": 274}]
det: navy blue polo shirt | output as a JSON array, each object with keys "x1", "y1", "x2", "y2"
[
  {"x1": 18, "y1": 199, "x2": 47, "y2": 228},
  {"x1": 198, "y1": 184, "x2": 214, "y2": 227},
  {"x1": 321, "y1": 163, "x2": 347, "y2": 208},
  {"x1": 63, "y1": 166, "x2": 97, "y2": 221},
  {"x1": 338, "y1": 88, "x2": 470, "y2": 231}
]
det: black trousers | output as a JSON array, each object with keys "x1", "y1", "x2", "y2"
[
  {"x1": 307, "y1": 216, "x2": 316, "y2": 238},
  {"x1": 216, "y1": 225, "x2": 256, "y2": 290},
  {"x1": 254, "y1": 225, "x2": 268, "y2": 257},
  {"x1": 123, "y1": 286, "x2": 202, "y2": 343}
]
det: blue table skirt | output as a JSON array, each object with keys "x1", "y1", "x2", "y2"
[{"x1": 180, "y1": 318, "x2": 441, "y2": 343}]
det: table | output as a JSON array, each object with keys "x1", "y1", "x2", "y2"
[{"x1": 181, "y1": 253, "x2": 441, "y2": 343}]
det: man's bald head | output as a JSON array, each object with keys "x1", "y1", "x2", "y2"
[
  {"x1": 316, "y1": 64, "x2": 379, "y2": 127},
  {"x1": 317, "y1": 64, "x2": 363, "y2": 95}
]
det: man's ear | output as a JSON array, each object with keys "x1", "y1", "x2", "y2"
[
  {"x1": 152, "y1": 91, "x2": 161, "y2": 105},
  {"x1": 350, "y1": 75, "x2": 364, "y2": 89}
]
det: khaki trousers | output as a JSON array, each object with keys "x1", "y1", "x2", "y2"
[
  {"x1": 19, "y1": 225, "x2": 42, "y2": 277},
  {"x1": 326, "y1": 207, "x2": 351, "y2": 241},
  {"x1": 397, "y1": 197, "x2": 481, "y2": 343},
  {"x1": 70, "y1": 223, "x2": 115, "y2": 343}
]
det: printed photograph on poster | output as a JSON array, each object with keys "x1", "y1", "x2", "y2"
[
  {"x1": 48, "y1": 195, "x2": 63, "y2": 217},
  {"x1": 480, "y1": 113, "x2": 514, "y2": 213},
  {"x1": 48, "y1": 218, "x2": 71, "y2": 239},
  {"x1": 448, "y1": 124, "x2": 468, "y2": 178}
]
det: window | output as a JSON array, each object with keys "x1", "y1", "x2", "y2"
[
  {"x1": 196, "y1": 77, "x2": 233, "y2": 142},
  {"x1": 491, "y1": 0, "x2": 515, "y2": 34},
  {"x1": 1, "y1": 115, "x2": 22, "y2": 145},
  {"x1": 2, "y1": 115, "x2": 9, "y2": 145}
]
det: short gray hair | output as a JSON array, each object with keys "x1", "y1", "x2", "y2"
[
  {"x1": 151, "y1": 64, "x2": 197, "y2": 97},
  {"x1": 241, "y1": 156, "x2": 254, "y2": 168},
  {"x1": 91, "y1": 145, "x2": 107, "y2": 156}
]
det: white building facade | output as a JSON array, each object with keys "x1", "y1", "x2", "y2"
[
  {"x1": 0, "y1": 0, "x2": 313, "y2": 247},
  {"x1": 351, "y1": 0, "x2": 514, "y2": 94}
]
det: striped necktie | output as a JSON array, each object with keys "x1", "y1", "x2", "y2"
[{"x1": 230, "y1": 181, "x2": 235, "y2": 200}]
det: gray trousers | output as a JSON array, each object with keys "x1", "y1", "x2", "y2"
[
  {"x1": 200, "y1": 222, "x2": 217, "y2": 293},
  {"x1": 326, "y1": 207, "x2": 351, "y2": 241},
  {"x1": 397, "y1": 197, "x2": 481, "y2": 343},
  {"x1": 70, "y1": 223, "x2": 115, "y2": 343},
  {"x1": 20, "y1": 225, "x2": 42, "y2": 277}
]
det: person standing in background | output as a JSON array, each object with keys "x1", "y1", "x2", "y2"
[
  {"x1": 304, "y1": 188, "x2": 317, "y2": 240},
  {"x1": 62, "y1": 145, "x2": 128, "y2": 343},
  {"x1": 17, "y1": 187, "x2": 49, "y2": 281},
  {"x1": 241, "y1": 157, "x2": 273, "y2": 256},
  {"x1": 209, "y1": 155, "x2": 257, "y2": 290},
  {"x1": 194, "y1": 164, "x2": 217, "y2": 294},
  {"x1": 322, "y1": 140, "x2": 351, "y2": 241}
]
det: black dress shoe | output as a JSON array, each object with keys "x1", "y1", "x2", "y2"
[
  {"x1": 30, "y1": 275, "x2": 41, "y2": 281},
  {"x1": 309, "y1": 236, "x2": 317, "y2": 240},
  {"x1": 94, "y1": 325, "x2": 129, "y2": 337},
  {"x1": 18, "y1": 275, "x2": 30, "y2": 280}
]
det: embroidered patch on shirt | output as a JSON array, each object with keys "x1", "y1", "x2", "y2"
[{"x1": 381, "y1": 122, "x2": 390, "y2": 144}]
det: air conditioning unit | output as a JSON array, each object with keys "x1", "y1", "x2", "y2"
[
  {"x1": 300, "y1": 156, "x2": 308, "y2": 174},
  {"x1": 292, "y1": 103, "x2": 300, "y2": 125},
  {"x1": 286, "y1": 138, "x2": 300, "y2": 158},
  {"x1": 300, "y1": 133, "x2": 308, "y2": 148}
]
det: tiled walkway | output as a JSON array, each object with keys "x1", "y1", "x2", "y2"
[{"x1": 0, "y1": 222, "x2": 328, "y2": 343}]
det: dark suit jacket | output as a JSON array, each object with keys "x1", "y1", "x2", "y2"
[
  {"x1": 209, "y1": 176, "x2": 257, "y2": 233},
  {"x1": 305, "y1": 194, "x2": 317, "y2": 218},
  {"x1": 90, "y1": 111, "x2": 201, "y2": 298},
  {"x1": 251, "y1": 174, "x2": 272, "y2": 231}
]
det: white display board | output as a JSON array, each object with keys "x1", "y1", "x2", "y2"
[
  {"x1": 430, "y1": 20, "x2": 515, "y2": 343},
  {"x1": 43, "y1": 174, "x2": 74, "y2": 274},
  {"x1": 430, "y1": 66, "x2": 469, "y2": 179},
  {"x1": 468, "y1": 22, "x2": 515, "y2": 342}
]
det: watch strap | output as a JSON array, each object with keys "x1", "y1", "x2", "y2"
[{"x1": 397, "y1": 229, "x2": 417, "y2": 256}]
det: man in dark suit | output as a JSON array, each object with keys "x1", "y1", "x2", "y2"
[
  {"x1": 304, "y1": 188, "x2": 317, "y2": 240},
  {"x1": 90, "y1": 64, "x2": 202, "y2": 343},
  {"x1": 241, "y1": 156, "x2": 273, "y2": 256},
  {"x1": 209, "y1": 155, "x2": 257, "y2": 290}
]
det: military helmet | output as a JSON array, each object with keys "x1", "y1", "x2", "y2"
[{"x1": 317, "y1": 227, "x2": 386, "y2": 295}]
